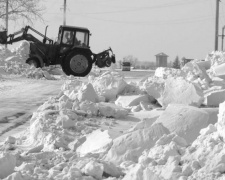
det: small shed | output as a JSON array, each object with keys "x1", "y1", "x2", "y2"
[
  {"x1": 155, "y1": 52, "x2": 168, "y2": 67},
  {"x1": 122, "y1": 62, "x2": 131, "y2": 71}
]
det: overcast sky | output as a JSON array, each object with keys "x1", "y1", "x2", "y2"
[{"x1": 7, "y1": 0, "x2": 225, "y2": 62}]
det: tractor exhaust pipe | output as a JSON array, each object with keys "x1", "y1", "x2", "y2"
[{"x1": 0, "y1": 30, "x2": 7, "y2": 44}]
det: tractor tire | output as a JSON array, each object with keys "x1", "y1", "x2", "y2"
[
  {"x1": 27, "y1": 57, "x2": 41, "y2": 68},
  {"x1": 62, "y1": 51, "x2": 93, "y2": 77}
]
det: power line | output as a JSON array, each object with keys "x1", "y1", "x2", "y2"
[
  {"x1": 75, "y1": 13, "x2": 214, "y2": 26},
  {"x1": 63, "y1": 0, "x2": 67, "y2": 25},
  {"x1": 215, "y1": 0, "x2": 220, "y2": 51},
  {"x1": 71, "y1": 0, "x2": 208, "y2": 15}
]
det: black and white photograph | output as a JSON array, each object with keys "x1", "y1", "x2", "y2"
[{"x1": 0, "y1": 0, "x2": 224, "y2": 179}]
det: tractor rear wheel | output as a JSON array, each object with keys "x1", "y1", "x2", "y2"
[
  {"x1": 27, "y1": 57, "x2": 40, "y2": 68},
  {"x1": 62, "y1": 51, "x2": 93, "y2": 77}
]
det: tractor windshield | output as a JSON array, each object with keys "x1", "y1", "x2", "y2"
[
  {"x1": 62, "y1": 30, "x2": 74, "y2": 45},
  {"x1": 75, "y1": 31, "x2": 89, "y2": 47}
]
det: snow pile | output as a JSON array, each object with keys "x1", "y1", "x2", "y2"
[
  {"x1": 12, "y1": 41, "x2": 30, "y2": 60},
  {"x1": 89, "y1": 71, "x2": 139, "y2": 102},
  {"x1": 154, "y1": 67, "x2": 185, "y2": 79},
  {"x1": 206, "y1": 51, "x2": 225, "y2": 68},
  {"x1": 3, "y1": 61, "x2": 57, "y2": 80},
  {"x1": 0, "y1": 70, "x2": 135, "y2": 180},
  {"x1": 0, "y1": 42, "x2": 64, "y2": 80},
  {"x1": 3, "y1": 51, "x2": 225, "y2": 180},
  {"x1": 120, "y1": 101, "x2": 225, "y2": 180},
  {"x1": 0, "y1": 153, "x2": 16, "y2": 179},
  {"x1": 0, "y1": 46, "x2": 14, "y2": 65},
  {"x1": 140, "y1": 54, "x2": 225, "y2": 107}
]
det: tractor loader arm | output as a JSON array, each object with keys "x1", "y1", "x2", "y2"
[
  {"x1": 0, "y1": 25, "x2": 53, "y2": 45},
  {"x1": 94, "y1": 47, "x2": 116, "y2": 68}
]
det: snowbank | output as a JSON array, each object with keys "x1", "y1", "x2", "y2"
[{"x1": 2, "y1": 49, "x2": 225, "y2": 179}]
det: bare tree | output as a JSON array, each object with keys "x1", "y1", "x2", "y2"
[{"x1": 0, "y1": 0, "x2": 45, "y2": 24}]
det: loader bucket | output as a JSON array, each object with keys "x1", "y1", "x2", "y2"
[
  {"x1": 0, "y1": 31, "x2": 7, "y2": 44},
  {"x1": 111, "y1": 54, "x2": 116, "y2": 63}
]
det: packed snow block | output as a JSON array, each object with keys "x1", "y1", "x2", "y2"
[
  {"x1": 0, "y1": 67, "x2": 8, "y2": 75},
  {"x1": 0, "y1": 153, "x2": 16, "y2": 179},
  {"x1": 201, "y1": 108, "x2": 218, "y2": 125},
  {"x1": 15, "y1": 40, "x2": 30, "y2": 58},
  {"x1": 154, "y1": 104, "x2": 209, "y2": 144},
  {"x1": 204, "y1": 89, "x2": 225, "y2": 106},
  {"x1": 142, "y1": 77, "x2": 165, "y2": 99},
  {"x1": 104, "y1": 123, "x2": 170, "y2": 165},
  {"x1": 212, "y1": 62, "x2": 225, "y2": 80},
  {"x1": 128, "y1": 109, "x2": 163, "y2": 132},
  {"x1": 122, "y1": 164, "x2": 163, "y2": 180},
  {"x1": 92, "y1": 72, "x2": 127, "y2": 101},
  {"x1": 155, "y1": 67, "x2": 185, "y2": 79},
  {"x1": 4, "y1": 172, "x2": 23, "y2": 180},
  {"x1": 76, "y1": 129, "x2": 113, "y2": 157},
  {"x1": 83, "y1": 160, "x2": 104, "y2": 180},
  {"x1": 182, "y1": 61, "x2": 212, "y2": 84},
  {"x1": 115, "y1": 94, "x2": 155, "y2": 108},
  {"x1": 211, "y1": 77, "x2": 225, "y2": 88},
  {"x1": 61, "y1": 80, "x2": 83, "y2": 96},
  {"x1": 68, "y1": 136, "x2": 86, "y2": 151},
  {"x1": 217, "y1": 101, "x2": 225, "y2": 128},
  {"x1": 122, "y1": 164, "x2": 144, "y2": 180},
  {"x1": 77, "y1": 83, "x2": 99, "y2": 103},
  {"x1": 57, "y1": 115, "x2": 75, "y2": 129},
  {"x1": 208, "y1": 51, "x2": 225, "y2": 67},
  {"x1": 98, "y1": 102, "x2": 129, "y2": 118},
  {"x1": 158, "y1": 77, "x2": 204, "y2": 108},
  {"x1": 101, "y1": 161, "x2": 123, "y2": 178},
  {"x1": 196, "y1": 60, "x2": 211, "y2": 70},
  {"x1": 42, "y1": 71, "x2": 55, "y2": 80},
  {"x1": 79, "y1": 100, "x2": 99, "y2": 116}
]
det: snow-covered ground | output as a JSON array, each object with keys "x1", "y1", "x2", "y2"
[{"x1": 2, "y1": 43, "x2": 225, "y2": 180}]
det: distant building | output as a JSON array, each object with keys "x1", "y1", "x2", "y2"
[
  {"x1": 155, "y1": 52, "x2": 168, "y2": 67},
  {"x1": 181, "y1": 58, "x2": 193, "y2": 66},
  {"x1": 122, "y1": 62, "x2": 131, "y2": 71}
]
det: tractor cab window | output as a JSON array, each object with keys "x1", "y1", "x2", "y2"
[
  {"x1": 62, "y1": 30, "x2": 74, "y2": 45},
  {"x1": 75, "y1": 31, "x2": 89, "y2": 47}
]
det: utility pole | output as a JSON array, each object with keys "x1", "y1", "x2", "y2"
[
  {"x1": 215, "y1": 0, "x2": 220, "y2": 51},
  {"x1": 221, "y1": 26, "x2": 225, "y2": 51},
  {"x1": 5, "y1": 0, "x2": 8, "y2": 48},
  {"x1": 63, "y1": 0, "x2": 66, "y2": 25}
]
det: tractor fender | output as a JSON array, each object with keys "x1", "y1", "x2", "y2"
[
  {"x1": 26, "y1": 55, "x2": 44, "y2": 67},
  {"x1": 65, "y1": 47, "x2": 93, "y2": 61}
]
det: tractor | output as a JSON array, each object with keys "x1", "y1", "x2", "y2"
[{"x1": 0, "y1": 25, "x2": 115, "y2": 77}]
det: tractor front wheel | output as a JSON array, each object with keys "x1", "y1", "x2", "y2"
[
  {"x1": 26, "y1": 57, "x2": 40, "y2": 68},
  {"x1": 62, "y1": 51, "x2": 93, "y2": 77}
]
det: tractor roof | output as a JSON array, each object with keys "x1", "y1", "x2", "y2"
[{"x1": 60, "y1": 25, "x2": 90, "y2": 32}]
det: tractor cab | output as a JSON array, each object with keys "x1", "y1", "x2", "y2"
[{"x1": 57, "y1": 25, "x2": 90, "y2": 52}]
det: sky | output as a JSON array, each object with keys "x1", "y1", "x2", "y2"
[{"x1": 4, "y1": 0, "x2": 225, "y2": 63}]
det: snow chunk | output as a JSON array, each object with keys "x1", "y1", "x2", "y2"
[
  {"x1": 0, "y1": 153, "x2": 16, "y2": 179},
  {"x1": 77, "y1": 129, "x2": 113, "y2": 157},
  {"x1": 158, "y1": 77, "x2": 204, "y2": 108},
  {"x1": 115, "y1": 94, "x2": 154, "y2": 108},
  {"x1": 141, "y1": 76, "x2": 165, "y2": 99},
  {"x1": 83, "y1": 160, "x2": 104, "y2": 180},
  {"x1": 91, "y1": 71, "x2": 127, "y2": 101},
  {"x1": 155, "y1": 67, "x2": 185, "y2": 79},
  {"x1": 98, "y1": 102, "x2": 129, "y2": 118},
  {"x1": 204, "y1": 89, "x2": 225, "y2": 106},
  {"x1": 77, "y1": 83, "x2": 99, "y2": 103},
  {"x1": 154, "y1": 104, "x2": 210, "y2": 144},
  {"x1": 104, "y1": 123, "x2": 169, "y2": 165}
]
